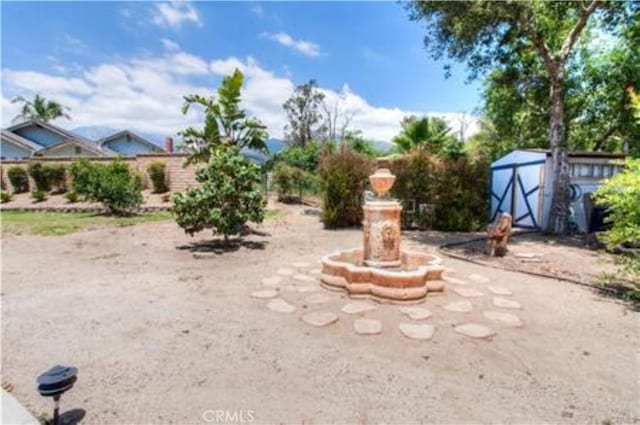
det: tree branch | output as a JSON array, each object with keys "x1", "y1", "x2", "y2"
[{"x1": 560, "y1": 0, "x2": 602, "y2": 60}]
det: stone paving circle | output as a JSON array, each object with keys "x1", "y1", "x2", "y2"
[
  {"x1": 353, "y1": 318, "x2": 382, "y2": 335},
  {"x1": 277, "y1": 268, "x2": 295, "y2": 276},
  {"x1": 492, "y1": 297, "x2": 522, "y2": 309},
  {"x1": 301, "y1": 312, "x2": 338, "y2": 327},
  {"x1": 453, "y1": 287, "x2": 484, "y2": 298},
  {"x1": 304, "y1": 294, "x2": 331, "y2": 304},
  {"x1": 292, "y1": 262, "x2": 311, "y2": 269},
  {"x1": 251, "y1": 289, "x2": 279, "y2": 299},
  {"x1": 483, "y1": 311, "x2": 523, "y2": 327},
  {"x1": 267, "y1": 298, "x2": 296, "y2": 314},
  {"x1": 454, "y1": 323, "x2": 496, "y2": 339},
  {"x1": 468, "y1": 273, "x2": 491, "y2": 284},
  {"x1": 487, "y1": 286, "x2": 513, "y2": 296},
  {"x1": 398, "y1": 323, "x2": 435, "y2": 340},
  {"x1": 341, "y1": 301, "x2": 377, "y2": 315},
  {"x1": 293, "y1": 274, "x2": 317, "y2": 283},
  {"x1": 443, "y1": 300, "x2": 474, "y2": 313},
  {"x1": 261, "y1": 276, "x2": 283, "y2": 287},
  {"x1": 442, "y1": 275, "x2": 470, "y2": 286},
  {"x1": 399, "y1": 306, "x2": 433, "y2": 320}
]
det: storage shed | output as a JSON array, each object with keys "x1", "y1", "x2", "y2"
[{"x1": 489, "y1": 149, "x2": 625, "y2": 232}]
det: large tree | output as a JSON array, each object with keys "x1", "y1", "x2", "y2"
[
  {"x1": 11, "y1": 94, "x2": 71, "y2": 123},
  {"x1": 406, "y1": 0, "x2": 638, "y2": 234},
  {"x1": 180, "y1": 69, "x2": 268, "y2": 165},
  {"x1": 392, "y1": 115, "x2": 456, "y2": 154},
  {"x1": 283, "y1": 80, "x2": 326, "y2": 147}
]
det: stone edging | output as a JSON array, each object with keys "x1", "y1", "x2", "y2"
[{"x1": 0, "y1": 205, "x2": 171, "y2": 213}]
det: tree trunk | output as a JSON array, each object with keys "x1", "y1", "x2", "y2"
[{"x1": 547, "y1": 73, "x2": 571, "y2": 234}]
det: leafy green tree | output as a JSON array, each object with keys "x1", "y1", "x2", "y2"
[
  {"x1": 180, "y1": 69, "x2": 268, "y2": 165},
  {"x1": 11, "y1": 94, "x2": 71, "y2": 123},
  {"x1": 344, "y1": 131, "x2": 385, "y2": 158},
  {"x1": 172, "y1": 147, "x2": 266, "y2": 242},
  {"x1": 629, "y1": 87, "x2": 640, "y2": 124},
  {"x1": 406, "y1": 0, "x2": 638, "y2": 234},
  {"x1": 283, "y1": 80, "x2": 326, "y2": 147},
  {"x1": 392, "y1": 115, "x2": 455, "y2": 154}
]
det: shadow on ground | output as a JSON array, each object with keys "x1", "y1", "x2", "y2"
[{"x1": 177, "y1": 238, "x2": 268, "y2": 254}]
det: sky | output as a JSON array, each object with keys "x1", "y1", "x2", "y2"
[{"x1": 1, "y1": 1, "x2": 483, "y2": 142}]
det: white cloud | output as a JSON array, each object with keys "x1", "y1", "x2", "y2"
[
  {"x1": 250, "y1": 3, "x2": 264, "y2": 17},
  {"x1": 1, "y1": 43, "x2": 477, "y2": 142},
  {"x1": 151, "y1": 1, "x2": 202, "y2": 29},
  {"x1": 161, "y1": 38, "x2": 181, "y2": 52},
  {"x1": 262, "y1": 32, "x2": 322, "y2": 57}
]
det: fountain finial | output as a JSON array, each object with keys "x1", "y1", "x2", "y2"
[{"x1": 369, "y1": 160, "x2": 396, "y2": 198}]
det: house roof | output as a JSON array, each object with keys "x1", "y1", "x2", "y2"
[
  {"x1": 34, "y1": 138, "x2": 106, "y2": 157},
  {"x1": 97, "y1": 130, "x2": 164, "y2": 152},
  {"x1": 520, "y1": 149, "x2": 626, "y2": 159},
  {"x1": 1, "y1": 129, "x2": 43, "y2": 152}
]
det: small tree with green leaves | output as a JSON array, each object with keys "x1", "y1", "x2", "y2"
[
  {"x1": 172, "y1": 68, "x2": 268, "y2": 242},
  {"x1": 172, "y1": 146, "x2": 266, "y2": 242},
  {"x1": 179, "y1": 69, "x2": 269, "y2": 165}
]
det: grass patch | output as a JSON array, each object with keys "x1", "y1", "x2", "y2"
[
  {"x1": 1, "y1": 211, "x2": 172, "y2": 236},
  {"x1": 264, "y1": 208, "x2": 282, "y2": 220}
]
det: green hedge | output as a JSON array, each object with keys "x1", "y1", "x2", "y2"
[
  {"x1": 147, "y1": 161, "x2": 169, "y2": 193},
  {"x1": 7, "y1": 166, "x2": 29, "y2": 193}
]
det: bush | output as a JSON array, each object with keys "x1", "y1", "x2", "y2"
[
  {"x1": 28, "y1": 162, "x2": 51, "y2": 192},
  {"x1": 147, "y1": 161, "x2": 169, "y2": 193},
  {"x1": 65, "y1": 191, "x2": 79, "y2": 203},
  {"x1": 1, "y1": 190, "x2": 12, "y2": 203},
  {"x1": 172, "y1": 147, "x2": 266, "y2": 240},
  {"x1": 390, "y1": 151, "x2": 489, "y2": 231},
  {"x1": 272, "y1": 163, "x2": 319, "y2": 202},
  {"x1": 319, "y1": 149, "x2": 373, "y2": 229},
  {"x1": 31, "y1": 189, "x2": 47, "y2": 202},
  {"x1": 7, "y1": 166, "x2": 29, "y2": 193},
  {"x1": 27, "y1": 163, "x2": 67, "y2": 192},
  {"x1": 69, "y1": 159, "x2": 143, "y2": 214}
]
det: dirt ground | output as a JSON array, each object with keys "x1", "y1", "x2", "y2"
[{"x1": 1, "y1": 204, "x2": 638, "y2": 424}]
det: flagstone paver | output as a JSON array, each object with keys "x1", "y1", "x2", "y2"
[
  {"x1": 487, "y1": 286, "x2": 513, "y2": 296},
  {"x1": 342, "y1": 301, "x2": 377, "y2": 314},
  {"x1": 468, "y1": 273, "x2": 491, "y2": 284},
  {"x1": 293, "y1": 274, "x2": 317, "y2": 283},
  {"x1": 443, "y1": 300, "x2": 474, "y2": 313},
  {"x1": 454, "y1": 323, "x2": 496, "y2": 339},
  {"x1": 453, "y1": 287, "x2": 484, "y2": 298},
  {"x1": 483, "y1": 310, "x2": 523, "y2": 327},
  {"x1": 493, "y1": 297, "x2": 522, "y2": 309},
  {"x1": 442, "y1": 275, "x2": 470, "y2": 286},
  {"x1": 267, "y1": 298, "x2": 296, "y2": 313},
  {"x1": 304, "y1": 294, "x2": 331, "y2": 304},
  {"x1": 301, "y1": 312, "x2": 338, "y2": 327},
  {"x1": 262, "y1": 276, "x2": 283, "y2": 287},
  {"x1": 295, "y1": 285, "x2": 319, "y2": 293},
  {"x1": 354, "y1": 318, "x2": 382, "y2": 335},
  {"x1": 277, "y1": 268, "x2": 295, "y2": 276},
  {"x1": 309, "y1": 269, "x2": 322, "y2": 276},
  {"x1": 399, "y1": 306, "x2": 433, "y2": 320},
  {"x1": 398, "y1": 323, "x2": 435, "y2": 340},
  {"x1": 251, "y1": 289, "x2": 279, "y2": 299},
  {"x1": 426, "y1": 280, "x2": 445, "y2": 292},
  {"x1": 292, "y1": 262, "x2": 311, "y2": 269}
]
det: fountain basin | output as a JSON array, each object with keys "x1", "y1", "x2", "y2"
[{"x1": 320, "y1": 248, "x2": 445, "y2": 303}]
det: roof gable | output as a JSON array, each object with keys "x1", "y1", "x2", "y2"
[
  {"x1": 35, "y1": 139, "x2": 106, "y2": 157},
  {"x1": 1, "y1": 129, "x2": 43, "y2": 152},
  {"x1": 98, "y1": 130, "x2": 164, "y2": 152}
]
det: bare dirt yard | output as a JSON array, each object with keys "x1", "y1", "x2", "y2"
[{"x1": 1, "y1": 203, "x2": 638, "y2": 424}]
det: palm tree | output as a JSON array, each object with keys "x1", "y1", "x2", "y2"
[
  {"x1": 392, "y1": 115, "x2": 454, "y2": 153},
  {"x1": 11, "y1": 94, "x2": 71, "y2": 123},
  {"x1": 180, "y1": 68, "x2": 269, "y2": 165}
]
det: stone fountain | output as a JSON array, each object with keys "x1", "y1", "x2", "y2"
[{"x1": 320, "y1": 160, "x2": 445, "y2": 303}]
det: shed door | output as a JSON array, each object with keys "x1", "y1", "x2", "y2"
[{"x1": 490, "y1": 160, "x2": 544, "y2": 229}]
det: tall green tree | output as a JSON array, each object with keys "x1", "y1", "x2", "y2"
[
  {"x1": 392, "y1": 115, "x2": 455, "y2": 154},
  {"x1": 406, "y1": 0, "x2": 638, "y2": 234},
  {"x1": 283, "y1": 80, "x2": 326, "y2": 147},
  {"x1": 180, "y1": 69, "x2": 268, "y2": 165},
  {"x1": 11, "y1": 94, "x2": 71, "y2": 123}
]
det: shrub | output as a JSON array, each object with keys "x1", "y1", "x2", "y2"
[
  {"x1": 390, "y1": 151, "x2": 488, "y2": 231},
  {"x1": 28, "y1": 162, "x2": 51, "y2": 192},
  {"x1": 319, "y1": 149, "x2": 373, "y2": 229},
  {"x1": 7, "y1": 166, "x2": 29, "y2": 193},
  {"x1": 65, "y1": 191, "x2": 79, "y2": 203},
  {"x1": 172, "y1": 147, "x2": 266, "y2": 241},
  {"x1": 69, "y1": 159, "x2": 143, "y2": 214},
  {"x1": 47, "y1": 164, "x2": 67, "y2": 193},
  {"x1": 1, "y1": 190, "x2": 12, "y2": 203},
  {"x1": 31, "y1": 189, "x2": 47, "y2": 202},
  {"x1": 147, "y1": 161, "x2": 169, "y2": 193}
]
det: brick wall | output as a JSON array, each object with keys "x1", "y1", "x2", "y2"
[{"x1": 0, "y1": 154, "x2": 198, "y2": 193}]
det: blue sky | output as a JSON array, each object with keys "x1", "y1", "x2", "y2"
[{"x1": 1, "y1": 1, "x2": 482, "y2": 141}]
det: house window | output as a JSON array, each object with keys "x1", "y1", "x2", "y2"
[{"x1": 75, "y1": 146, "x2": 82, "y2": 155}]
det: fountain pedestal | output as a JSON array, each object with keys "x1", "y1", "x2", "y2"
[{"x1": 363, "y1": 201, "x2": 402, "y2": 268}]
